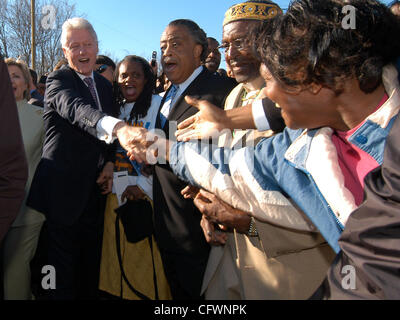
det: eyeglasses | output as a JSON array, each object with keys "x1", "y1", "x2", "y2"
[
  {"x1": 96, "y1": 65, "x2": 108, "y2": 74},
  {"x1": 218, "y1": 38, "x2": 249, "y2": 53}
]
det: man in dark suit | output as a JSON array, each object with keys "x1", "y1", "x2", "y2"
[
  {"x1": 154, "y1": 19, "x2": 236, "y2": 299},
  {"x1": 27, "y1": 18, "x2": 144, "y2": 300},
  {"x1": 204, "y1": 37, "x2": 221, "y2": 74}
]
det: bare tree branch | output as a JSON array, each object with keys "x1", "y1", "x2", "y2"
[{"x1": 3, "y1": 0, "x2": 77, "y2": 75}]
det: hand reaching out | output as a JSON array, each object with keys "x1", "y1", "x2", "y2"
[
  {"x1": 181, "y1": 185, "x2": 200, "y2": 200},
  {"x1": 112, "y1": 122, "x2": 172, "y2": 164},
  {"x1": 113, "y1": 122, "x2": 155, "y2": 164},
  {"x1": 126, "y1": 131, "x2": 172, "y2": 164},
  {"x1": 175, "y1": 96, "x2": 229, "y2": 142}
]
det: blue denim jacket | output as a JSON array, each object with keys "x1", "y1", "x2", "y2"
[{"x1": 169, "y1": 65, "x2": 400, "y2": 254}]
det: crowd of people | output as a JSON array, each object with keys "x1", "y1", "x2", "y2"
[{"x1": 1, "y1": 0, "x2": 400, "y2": 301}]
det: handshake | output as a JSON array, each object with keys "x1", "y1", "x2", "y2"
[
  {"x1": 113, "y1": 121, "x2": 171, "y2": 164},
  {"x1": 112, "y1": 96, "x2": 233, "y2": 164}
]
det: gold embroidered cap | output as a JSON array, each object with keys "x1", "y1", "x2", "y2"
[{"x1": 223, "y1": 1, "x2": 282, "y2": 26}]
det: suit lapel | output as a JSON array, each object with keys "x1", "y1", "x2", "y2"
[
  {"x1": 68, "y1": 66, "x2": 99, "y2": 110},
  {"x1": 167, "y1": 68, "x2": 208, "y2": 122},
  {"x1": 94, "y1": 72, "x2": 106, "y2": 112}
]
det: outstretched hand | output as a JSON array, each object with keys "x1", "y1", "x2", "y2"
[
  {"x1": 175, "y1": 96, "x2": 228, "y2": 141},
  {"x1": 114, "y1": 122, "x2": 154, "y2": 164}
]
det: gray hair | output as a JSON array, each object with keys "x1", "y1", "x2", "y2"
[{"x1": 61, "y1": 17, "x2": 98, "y2": 48}]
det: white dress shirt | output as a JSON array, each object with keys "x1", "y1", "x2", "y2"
[{"x1": 252, "y1": 99, "x2": 271, "y2": 131}]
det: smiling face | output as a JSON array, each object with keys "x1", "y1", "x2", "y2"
[
  {"x1": 62, "y1": 28, "x2": 98, "y2": 76},
  {"x1": 8, "y1": 65, "x2": 29, "y2": 102},
  {"x1": 260, "y1": 63, "x2": 339, "y2": 130},
  {"x1": 160, "y1": 24, "x2": 202, "y2": 85},
  {"x1": 222, "y1": 20, "x2": 261, "y2": 84},
  {"x1": 118, "y1": 60, "x2": 147, "y2": 103}
]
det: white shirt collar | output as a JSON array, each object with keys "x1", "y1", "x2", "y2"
[
  {"x1": 173, "y1": 65, "x2": 203, "y2": 97},
  {"x1": 75, "y1": 70, "x2": 94, "y2": 84},
  {"x1": 74, "y1": 70, "x2": 102, "y2": 109}
]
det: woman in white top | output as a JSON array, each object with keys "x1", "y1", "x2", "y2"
[
  {"x1": 3, "y1": 58, "x2": 45, "y2": 300},
  {"x1": 98, "y1": 55, "x2": 171, "y2": 300}
]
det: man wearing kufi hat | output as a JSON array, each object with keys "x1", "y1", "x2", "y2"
[{"x1": 185, "y1": 0, "x2": 336, "y2": 300}]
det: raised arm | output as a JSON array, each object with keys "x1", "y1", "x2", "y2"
[
  {"x1": 45, "y1": 70, "x2": 113, "y2": 138},
  {"x1": 168, "y1": 139, "x2": 316, "y2": 232},
  {"x1": 175, "y1": 96, "x2": 284, "y2": 141}
]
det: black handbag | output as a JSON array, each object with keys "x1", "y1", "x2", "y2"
[
  {"x1": 114, "y1": 199, "x2": 158, "y2": 300},
  {"x1": 114, "y1": 199, "x2": 154, "y2": 243}
]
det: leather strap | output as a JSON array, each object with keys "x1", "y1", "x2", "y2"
[{"x1": 115, "y1": 211, "x2": 159, "y2": 300}]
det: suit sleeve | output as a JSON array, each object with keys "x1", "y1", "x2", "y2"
[
  {"x1": 45, "y1": 70, "x2": 109, "y2": 138},
  {"x1": 0, "y1": 56, "x2": 28, "y2": 244}
]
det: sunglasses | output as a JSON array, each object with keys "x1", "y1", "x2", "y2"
[{"x1": 96, "y1": 65, "x2": 108, "y2": 74}]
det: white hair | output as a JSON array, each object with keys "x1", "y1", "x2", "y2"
[{"x1": 60, "y1": 17, "x2": 98, "y2": 48}]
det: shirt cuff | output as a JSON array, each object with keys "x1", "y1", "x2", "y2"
[
  {"x1": 96, "y1": 116, "x2": 123, "y2": 144},
  {"x1": 252, "y1": 99, "x2": 270, "y2": 131}
]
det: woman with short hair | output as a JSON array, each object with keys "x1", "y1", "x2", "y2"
[{"x1": 161, "y1": 0, "x2": 400, "y2": 299}]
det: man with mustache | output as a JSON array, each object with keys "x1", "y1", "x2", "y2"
[
  {"x1": 153, "y1": 19, "x2": 235, "y2": 299},
  {"x1": 183, "y1": 0, "x2": 334, "y2": 300},
  {"x1": 204, "y1": 37, "x2": 237, "y2": 88},
  {"x1": 204, "y1": 37, "x2": 221, "y2": 74}
]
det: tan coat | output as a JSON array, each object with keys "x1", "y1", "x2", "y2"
[
  {"x1": 202, "y1": 84, "x2": 336, "y2": 299},
  {"x1": 13, "y1": 100, "x2": 45, "y2": 226}
]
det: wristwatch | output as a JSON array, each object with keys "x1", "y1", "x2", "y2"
[{"x1": 247, "y1": 217, "x2": 259, "y2": 237}]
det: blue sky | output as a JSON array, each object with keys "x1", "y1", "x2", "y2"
[{"x1": 74, "y1": 0, "x2": 393, "y2": 69}]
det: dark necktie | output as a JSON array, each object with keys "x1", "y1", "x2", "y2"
[{"x1": 84, "y1": 77, "x2": 100, "y2": 109}]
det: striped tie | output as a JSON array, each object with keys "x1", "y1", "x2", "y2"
[
  {"x1": 160, "y1": 84, "x2": 178, "y2": 128},
  {"x1": 84, "y1": 77, "x2": 100, "y2": 109}
]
